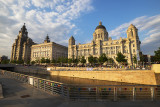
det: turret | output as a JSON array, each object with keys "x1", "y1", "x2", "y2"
[
  {"x1": 127, "y1": 24, "x2": 138, "y2": 39},
  {"x1": 68, "y1": 36, "x2": 75, "y2": 59},
  {"x1": 44, "y1": 34, "x2": 50, "y2": 43},
  {"x1": 69, "y1": 36, "x2": 75, "y2": 46}
]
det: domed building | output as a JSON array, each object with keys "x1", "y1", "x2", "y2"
[{"x1": 68, "y1": 21, "x2": 141, "y2": 65}]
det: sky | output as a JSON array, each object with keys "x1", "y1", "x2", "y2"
[{"x1": 0, "y1": 0, "x2": 160, "y2": 58}]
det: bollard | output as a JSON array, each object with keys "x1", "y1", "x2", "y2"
[
  {"x1": 67, "y1": 87, "x2": 70, "y2": 99},
  {"x1": 52, "y1": 82, "x2": 54, "y2": 94},
  {"x1": 61, "y1": 84, "x2": 64, "y2": 96},
  {"x1": 151, "y1": 87, "x2": 154, "y2": 101},
  {"x1": 37, "y1": 79, "x2": 39, "y2": 89},
  {"x1": 114, "y1": 87, "x2": 117, "y2": 101},
  {"x1": 44, "y1": 80, "x2": 46, "y2": 91},
  {"x1": 132, "y1": 87, "x2": 135, "y2": 101},
  {"x1": 96, "y1": 87, "x2": 99, "y2": 101}
]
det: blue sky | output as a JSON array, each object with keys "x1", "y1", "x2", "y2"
[{"x1": 0, "y1": 0, "x2": 160, "y2": 58}]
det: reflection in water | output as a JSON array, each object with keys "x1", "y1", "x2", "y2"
[{"x1": 17, "y1": 71, "x2": 138, "y2": 85}]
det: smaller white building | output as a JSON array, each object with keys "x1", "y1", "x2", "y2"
[{"x1": 31, "y1": 35, "x2": 68, "y2": 61}]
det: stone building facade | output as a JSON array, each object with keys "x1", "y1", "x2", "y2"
[
  {"x1": 31, "y1": 35, "x2": 68, "y2": 62},
  {"x1": 10, "y1": 24, "x2": 35, "y2": 63},
  {"x1": 68, "y1": 21, "x2": 141, "y2": 65}
]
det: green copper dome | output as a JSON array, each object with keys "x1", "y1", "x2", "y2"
[{"x1": 95, "y1": 21, "x2": 106, "y2": 30}]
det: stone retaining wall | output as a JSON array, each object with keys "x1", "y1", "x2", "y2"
[
  {"x1": 13, "y1": 64, "x2": 160, "y2": 85},
  {"x1": 48, "y1": 67, "x2": 125, "y2": 71},
  {"x1": 48, "y1": 70, "x2": 157, "y2": 85}
]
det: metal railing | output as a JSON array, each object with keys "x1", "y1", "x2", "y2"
[
  {"x1": 0, "y1": 69, "x2": 160, "y2": 101},
  {"x1": 0, "y1": 70, "x2": 68, "y2": 98}
]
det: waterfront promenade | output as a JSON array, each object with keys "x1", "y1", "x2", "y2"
[{"x1": 1, "y1": 75, "x2": 160, "y2": 107}]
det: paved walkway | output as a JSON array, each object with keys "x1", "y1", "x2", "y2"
[{"x1": 1, "y1": 75, "x2": 160, "y2": 107}]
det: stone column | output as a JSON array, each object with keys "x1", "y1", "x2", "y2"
[
  {"x1": 115, "y1": 46, "x2": 117, "y2": 55},
  {"x1": 121, "y1": 42, "x2": 123, "y2": 53}
]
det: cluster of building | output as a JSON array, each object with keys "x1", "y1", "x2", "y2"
[
  {"x1": 10, "y1": 21, "x2": 142, "y2": 65},
  {"x1": 10, "y1": 23, "x2": 68, "y2": 63}
]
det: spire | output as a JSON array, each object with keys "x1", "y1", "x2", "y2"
[
  {"x1": 99, "y1": 21, "x2": 102, "y2": 25},
  {"x1": 44, "y1": 34, "x2": 50, "y2": 43},
  {"x1": 19, "y1": 23, "x2": 28, "y2": 36},
  {"x1": 129, "y1": 24, "x2": 136, "y2": 28},
  {"x1": 70, "y1": 36, "x2": 75, "y2": 40},
  {"x1": 128, "y1": 24, "x2": 137, "y2": 31},
  {"x1": 69, "y1": 36, "x2": 75, "y2": 45}
]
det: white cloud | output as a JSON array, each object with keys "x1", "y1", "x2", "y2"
[
  {"x1": 109, "y1": 15, "x2": 160, "y2": 55},
  {"x1": 0, "y1": 0, "x2": 93, "y2": 58}
]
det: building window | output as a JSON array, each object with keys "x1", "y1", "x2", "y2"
[{"x1": 133, "y1": 44, "x2": 135, "y2": 47}]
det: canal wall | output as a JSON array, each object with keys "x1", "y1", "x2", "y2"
[
  {"x1": 48, "y1": 70, "x2": 157, "y2": 85},
  {"x1": 13, "y1": 64, "x2": 160, "y2": 85},
  {"x1": 48, "y1": 67, "x2": 125, "y2": 71},
  {"x1": 152, "y1": 64, "x2": 160, "y2": 73}
]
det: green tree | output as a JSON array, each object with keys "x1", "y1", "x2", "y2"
[
  {"x1": 68, "y1": 58, "x2": 73, "y2": 64},
  {"x1": 31, "y1": 61, "x2": 36, "y2": 65},
  {"x1": 80, "y1": 56, "x2": 86, "y2": 66},
  {"x1": 11, "y1": 60, "x2": 17, "y2": 64},
  {"x1": 41, "y1": 57, "x2": 46, "y2": 63},
  {"x1": 26, "y1": 60, "x2": 30, "y2": 64},
  {"x1": 63, "y1": 58, "x2": 68, "y2": 63},
  {"x1": 98, "y1": 53, "x2": 108, "y2": 65},
  {"x1": 73, "y1": 58, "x2": 79, "y2": 65},
  {"x1": 17, "y1": 60, "x2": 24, "y2": 64},
  {"x1": 116, "y1": 52, "x2": 127, "y2": 64},
  {"x1": 1, "y1": 60, "x2": 9, "y2": 64},
  {"x1": 93, "y1": 57, "x2": 98, "y2": 64},
  {"x1": 88, "y1": 55, "x2": 94, "y2": 64},
  {"x1": 140, "y1": 54, "x2": 144, "y2": 63},
  {"x1": 59, "y1": 57, "x2": 68, "y2": 63},
  {"x1": 133, "y1": 55, "x2": 137, "y2": 64},
  {"x1": 88, "y1": 55, "x2": 98, "y2": 66},
  {"x1": 154, "y1": 47, "x2": 160, "y2": 63},
  {"x1": 51, "y1": 58, "x2": 56, "y2": 63},
  {"x1": 45, "y1": 58, "x2": 50, "y2": 63},
  {"x1": 108, "y1": 58, "x2": 114, "y2": 64}
]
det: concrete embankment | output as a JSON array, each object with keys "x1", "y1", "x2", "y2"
[
  {"x1": 48, "y1": 70, "x2": 157, "y2": 85},
  {"x1": 13, "y1": 64, "x2": 160, "y2": 85}
]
